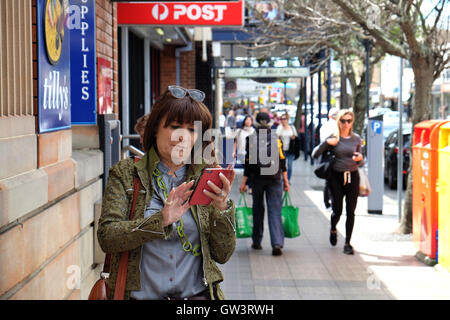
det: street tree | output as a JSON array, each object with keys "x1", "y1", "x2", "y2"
[
  {"x1": 244, "y1": 0, "x2": 387, "y2": 135},
  {"x1": 330, "y1": 0, "x2": 449, "y2": 233}
]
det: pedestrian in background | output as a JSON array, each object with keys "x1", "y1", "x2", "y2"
[
  {"x1": 98, "y1": 86, "x2": 236, "y2": 300},
  {"x1": 319, "y1": 107, "x2": 339, "y2": 210},
  {"x1": 233, "y1": 115, "x2": 255, "y2": 193},
  {"x1": 312, "y1": 109, "x2": 363, "y2": 255},
  {"x1": 271, "y1": 112, "x2": 280, "y2": 129},
  {"x1": 219, "y1": 111, "x2": 226, "y2": 135},
  {"x1": 134, "y1": 113, "x2": 150, "y2": 149},
  {"x1": 276, "y1": 113, "x2": 298, "y2": 183},
  {"x1": 239, "y1": 112, "x2": 289, "y2": 256},
  {"x1": 225, "y1": 109, "x2": 236, "y2": 138}
]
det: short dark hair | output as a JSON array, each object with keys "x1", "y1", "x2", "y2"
[
  {"x1": 240, "y1": 115, "x2": 253, "y2": 128},
  {"x1": 143, "y1": 88, "x2": 216, "y2": 164}
]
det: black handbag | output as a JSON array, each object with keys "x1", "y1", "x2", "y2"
[
  {"x1": 314, "y1": 148, "x2": 335, "y2": 179},
  {"x1": 288, "y1": 136, "x2": 301, "y2": 160},
  {"x1": 287, "y1": 126, "x2": 301, "y2": 160}
]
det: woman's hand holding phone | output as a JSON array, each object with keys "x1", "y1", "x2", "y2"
[
  {"x1": 203, "y1": 170, "x2": 236, "y2": 211},
  {"x1": 161, "y1": 180, "x2": 194, "y2": 227}
]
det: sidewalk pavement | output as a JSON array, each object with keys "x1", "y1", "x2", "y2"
[{"x1": 219, "y1": 158, "x2": 450, "y2": 300}]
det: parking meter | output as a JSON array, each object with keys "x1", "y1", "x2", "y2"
[{"x1": 367, "y1": 115, "x2": 384, "y2": 214}]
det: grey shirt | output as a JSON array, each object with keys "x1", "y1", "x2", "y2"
[
  {"x1": 130, "y1": 162, "x2": 206, "y2": 300},
  {"x1": 312, "y1": 133, "x2": 363, "y2": 172}
]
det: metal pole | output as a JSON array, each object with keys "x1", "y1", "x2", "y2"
[
  {"x1": 304, "y1": 77, "x2": 308, "y2": 161},
  {"x1": 327, "y1": 50, "x2": 331, "y2": 114},
  {"x1": 144, "y1": 39, "x2": 151, "y2": 114},
  {"x1": 310, "y1": 73, "x2": 314, "y2": 165},
  {"x1": 363, "y1": 39, "x2": 371, "y2": 153},
  {"x1": 318, "y1": 68, "x2": 322, "y2": 142},
  {"x1": 397, "y1": 57, "x2": 404, "y2": 222},
  {"x1": 121, "y1": 27, "x2": 130, "y2": 150},
  {"x1": 364, "y1": 40, "x2": 371, "y2": 120}
]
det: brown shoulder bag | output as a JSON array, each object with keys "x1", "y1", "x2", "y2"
[{"x1": 88, "y1": 160, "x2": 142, "y2": 300}]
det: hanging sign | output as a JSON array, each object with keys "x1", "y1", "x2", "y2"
[
  {"x1": 97, "y1": 58, "x2": 113, "y2": 115},
  {"x1": 225, "y1": 67, "x2": 310, "y2": 78},
  {"x1": 69, "y1": 0, "x2": 97, "y2": 124},
  {"x1": 117, "y1": 1, "x2": 244, "y2": 26},
  {"x1": 37, "y1": 0, "x2": 71, "y2": 133}
]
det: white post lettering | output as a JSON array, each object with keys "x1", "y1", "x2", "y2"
[
  {"x1": 187, "y1": 5, "x2": 201, "y2": 20},
  {"x1": 214, "y1": 5, "x2": 227, "y2": 22},
  {"x1": 202, "y1": 5, "x2": 214, "y2": 21},
  {"x1": 173, "y1": 4, "x2": 186, "y2": 20}
]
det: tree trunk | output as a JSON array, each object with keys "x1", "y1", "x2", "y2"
[
  {"x1": 351, "y1": 72, "x2": 367, "y2": 136},
  {"x1": 397, "y1": 55, "x2": 435, "y2": 234},
  {"x1": 340, "y1": 61, "x2": 348, "y2": 108},
  {"x1": 294, "y1": 78, "x2": 306, "y2": 129}
]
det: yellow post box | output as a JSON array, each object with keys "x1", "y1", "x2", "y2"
[{"x1": 438, "y1": 122, "x2": 450, "y2": 272}]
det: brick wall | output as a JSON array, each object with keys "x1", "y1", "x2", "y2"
[
  {"x1": 0, "y1": 0, "x2": 116, "y2": 300},
  {"x1": 96, "y1": 0, "x2": 119, "y2": 115},
  {"x1": 159, "y1": 45, "x2": 196, "y2": 92}
]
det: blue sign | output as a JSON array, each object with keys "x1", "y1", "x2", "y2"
[
  {"x1": 371, "y1": 120, "x2": 383, "y2": 135},
  {"x1": 69, "y1": 0, "x2": 97, "y2": 124},
  {"x1": 37, "y1": 0, "x2": 71, "y2": 133}
]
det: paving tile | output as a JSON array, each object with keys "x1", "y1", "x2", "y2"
[{"x1": 220, "y1": 161, "x2": 450, "y2": 300}]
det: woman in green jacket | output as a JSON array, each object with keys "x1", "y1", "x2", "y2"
[{"x1": 98, "y1": 86, "x2": 236, "y2": 300}]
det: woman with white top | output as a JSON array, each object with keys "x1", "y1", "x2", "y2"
[
  {"x1": 233, "y1": 115, "x2": 255, "y2": 193},
  {"x1": 276, "y1": 113, "x2": 298, "y2": 183}
]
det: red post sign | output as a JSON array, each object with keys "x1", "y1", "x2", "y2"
[
  {"x1": 97, "y1": 58, "x2": 113, "y2": 115},
  {"x1": 117, "y1": 1, "x2": 244, "y2": 26}
]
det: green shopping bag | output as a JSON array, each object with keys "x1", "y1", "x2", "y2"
[
  {"x1": 235, "y1": 192, "x2": 253, "y2": 238},
  {"x1": 281, "y1": 192, "x2": 300, "y2": 238}
]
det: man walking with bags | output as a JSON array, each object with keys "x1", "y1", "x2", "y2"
[{"x1": 239, "y1": 112, "x2": 290, "y2": 256}]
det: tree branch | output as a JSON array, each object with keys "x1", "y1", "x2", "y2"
[{"x1": 331, "y1": 0, "x2": 408, "y2": 58}]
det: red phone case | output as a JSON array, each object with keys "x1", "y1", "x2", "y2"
[{"x1": 189, "y1": 168, "x2": 233, "y2": 206}]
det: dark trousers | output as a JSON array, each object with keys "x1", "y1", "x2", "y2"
[
  {"x1": 328, "y1": 169, "x2": 360, "y2": 244},
  {"x1": 251, "y1": 178, "x2": 284, "y2": 248},
  {"x1": 323, "y1": 179, "x2": 331, "y2": 208}
]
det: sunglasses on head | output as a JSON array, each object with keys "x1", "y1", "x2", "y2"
[
  {"x1": 339, "y1": 118, "x2": 353, "y2": 124},
  {"x1": 168, "y1": 85, "x2": 205, "y2": 102}
]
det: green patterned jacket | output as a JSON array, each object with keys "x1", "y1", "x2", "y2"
[{"x1": 97, "y1": 147, "x2": 236, "y2": 300}]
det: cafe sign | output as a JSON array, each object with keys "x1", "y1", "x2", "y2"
[{"x1": 224, "y1": 67, "x2": 310, "y2": 78}]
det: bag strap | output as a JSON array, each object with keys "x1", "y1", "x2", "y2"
[
  {"x1": 282, "y1": 192, "x2": 293, "y2": 207},
  {"x1": 113, "y1": 169, "x2": 141, "y2": 300},
  {"x1": 99, "y1": 157, "x2": 141, "y2": 300},
  {"x1": 238, "y1": 192, "x2": 248, "y2": 208}
]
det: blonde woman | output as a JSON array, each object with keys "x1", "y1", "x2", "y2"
[
  {"x1": 276, "y1": 113, "x2": 298, "y2": 183},
  {"x1": 312, "y1": 109, "x2": 363, "y2": 255}
]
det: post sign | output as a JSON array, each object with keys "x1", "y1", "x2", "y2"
[
  {"x1": 97, "y1": 58, "x2": 113, "y2": 115},
  {"x1": 117, "y1": 1, "x2": 244, "y2": 26},
  {"x1": 224, "y1": 67, "x2": 310, "y2": 78},
  {"x1": 69, "y1": 0, "x2": 97, "y2": 124},
  {"x1": 37, "y1": 0, "x2": 71, "y2": 133}
]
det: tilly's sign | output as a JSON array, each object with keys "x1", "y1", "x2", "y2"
[{"x1": 38, "y1": 0, "x2": 71, "y2": 133}]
